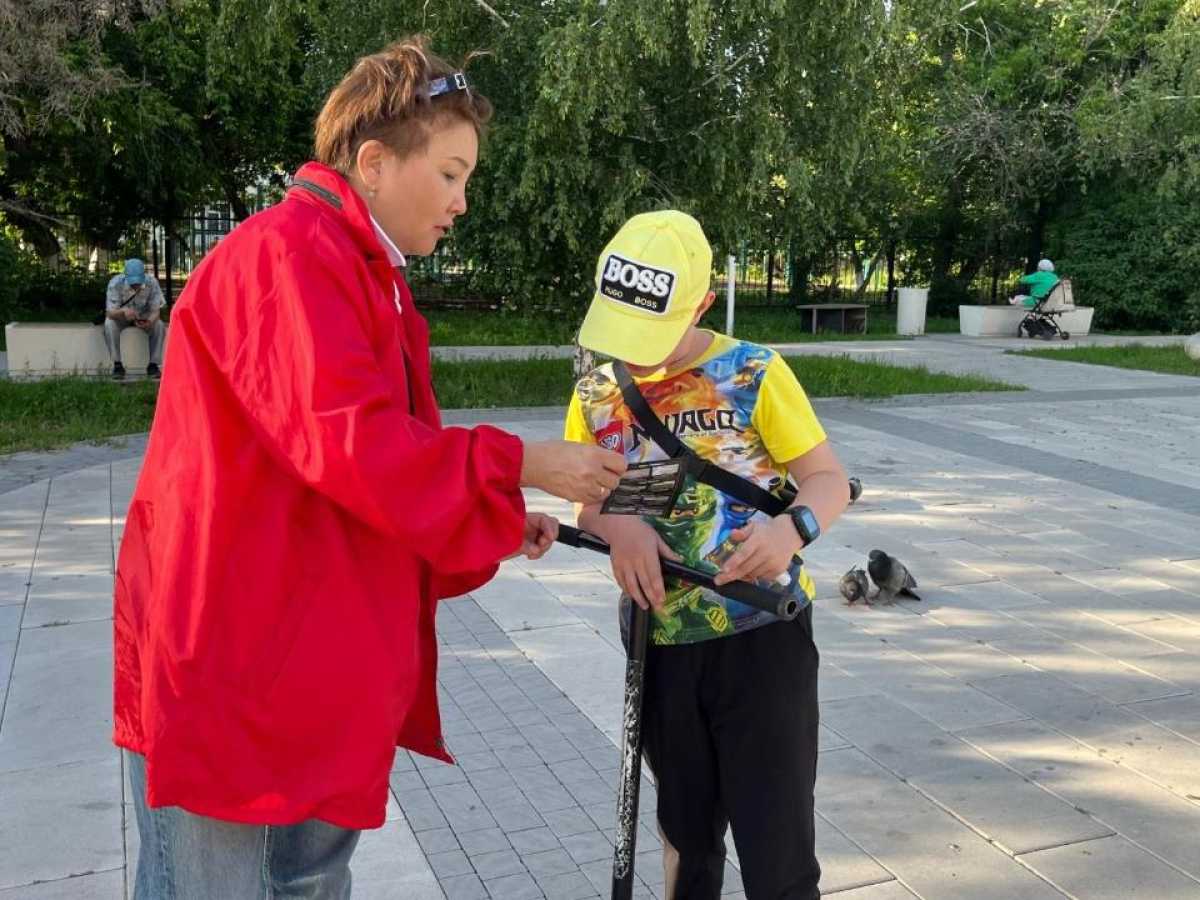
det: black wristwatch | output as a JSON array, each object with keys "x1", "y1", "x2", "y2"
[{"x1": 787, "y1": 505, "x2": 821, "y2": 547}]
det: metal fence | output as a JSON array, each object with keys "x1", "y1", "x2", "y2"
[
  {"x1": 17, "y1": 203, "x2": 270, "y2": 303},
  {"x1": 12, "y1": 203, "x2": 1032, "y2": 313},
  {"x1": 712, "y1": 244, "x2": 897, "y2": 308}
]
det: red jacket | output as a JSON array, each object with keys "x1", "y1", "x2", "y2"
[{"x1": 113, "y1": 163, "x2": 526, "y2": 829}]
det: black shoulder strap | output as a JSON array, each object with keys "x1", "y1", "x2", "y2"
[{"x1": 612, "y1": 361, "x2": 790, "y2": 517}]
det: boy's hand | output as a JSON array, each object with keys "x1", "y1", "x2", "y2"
[
  {"x1": 713, "y1": 518, "x2": 802, "y2": 586},
  {"x1": 601, "y1": 517, "x2": 682, "y2": 612}
]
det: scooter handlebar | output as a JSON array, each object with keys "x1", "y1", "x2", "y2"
[{"x1": 555, "y1": 525, "x2": 799, "y2": 621}]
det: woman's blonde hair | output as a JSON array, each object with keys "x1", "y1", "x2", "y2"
[{"x1": 314, "y1": 35, "x2": 492, "y2": 174}]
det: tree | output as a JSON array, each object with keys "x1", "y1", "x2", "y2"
[
  {"x1": 1061, "y1": 0, "x2": 1200, "y2": 330},
  {"x1": 887, "y1": 0, "x2": 1184, "y2": 312},
  {"x1": 0, "y1": 0, "x2": 164, "y2": 137},
  {"x1": 430, "y1": 1, "x2": 907, "y2": 313},
  {"x1": 1, "y1": 0, "x2": 316, "y2": 265}
]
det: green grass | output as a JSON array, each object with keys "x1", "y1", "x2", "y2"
[
  {"x1": 422, "y1": 305, "x2": 961, "y2": 346},
  {"x1": 1009, "y1": 344, "x2": 1200, "y2": 376},
  {"x1": 432, "y1": 353, "x2": 1017, "y2": 409},
  {"x1": 430, "y1": 356, "x2": 576, "y2": 410},
  {"x1": 2, "y1": 353, "x2": 1019, "y2": 455},
  {"x1": 424, "y1": 311, "x2": 578, "y2": 346},
  {"x1": 0, "y1": 377, "x2": 159, "y2": 454},
  {"x1": 780, "y1": 355, "x2": 1020, "y2": 398},
  {"x1": 2, "y1": 304, "x2": 959, "y2": 351}
]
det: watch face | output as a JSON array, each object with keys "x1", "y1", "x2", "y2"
[{"x1": 794, "y1": 507, "x2": 820, "y2": 540}]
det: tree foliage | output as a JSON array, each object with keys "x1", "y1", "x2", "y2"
[{"x1": 1, "y1": 0, "x2": 1198, "y2": 331}]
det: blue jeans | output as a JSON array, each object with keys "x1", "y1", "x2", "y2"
[{"x1": 127, "y1": 752, "x2": 360, "y2": 899}]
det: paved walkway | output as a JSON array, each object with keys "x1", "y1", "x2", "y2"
[{"x1": 2, "y1": 337, "x2": 1199, "y2": 899}]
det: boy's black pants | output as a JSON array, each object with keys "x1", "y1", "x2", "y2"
[{"x1": 642, "y1": 606, "x2": 821, "y2": 900}]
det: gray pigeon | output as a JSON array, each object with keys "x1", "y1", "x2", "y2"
[
  {"x1": 848, "y1": 477, "x2": 863, "y2": 505},
  {"x1": 839, "y1": 567, "x2": 870, "y2": 606},
  {"x1": 867, "y1": 549, "x2": 921, "y2": 604}
]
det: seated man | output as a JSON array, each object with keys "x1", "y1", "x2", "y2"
[
  {"x1": 1010, "y1": 258, "x2": 1060, "y2": 308},
  {"x1": 105, "y1": 258, "x2": 166, "y2": 379}
]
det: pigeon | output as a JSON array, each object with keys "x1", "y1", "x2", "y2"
[
  {"x1": 839, "y1": 567, "x2": 870, "y2": 606},
  {"x1": 867, "y1": 549, "x2": 921, "y2": 604},
  {"x1": 848, "y1": 477, "x2": 863, "y2": 505}
]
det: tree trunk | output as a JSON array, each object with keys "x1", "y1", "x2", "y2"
[
  {"x1": 1025, "y1": 200, "x2": 1048, "y2": 273},
  {"x1": 932, "y1": 210, "x2": 960, "y2": 285},
  {"x1": 886, "y1": 242, "x2": 896, "y2": 305},
  {"x1": 850, "y1": 242, "x2": 865, "y2": 288},
  {"x1": 222, "y1": 179, "x2": 251, "y2": 222},
  {"x1": 854, "y1": 249, "x2": 885, "y2": 299},
  {"x1": 766, "y1": 250, "x2": 775, "y2": 304},
  {"x1": 2, "y1": 204, "x2": 62, "y2": 264},
  {"x1": 789, "y1": 253, "x2": 810, "y2": 304},
  {"x1": 572, "y1": 328, "x2": 596, "y2": 379}
]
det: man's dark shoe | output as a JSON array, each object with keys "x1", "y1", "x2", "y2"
[
  {"x1": 112, "y1": 362, "x2": 126, "y2": 381},
  {"x1": 147, "y1": 363, "x2": 161, "y2": 380}
]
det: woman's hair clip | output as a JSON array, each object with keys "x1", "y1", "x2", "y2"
[{"x1": 427, "y1": 73, "x2": 469, "y2": 99}]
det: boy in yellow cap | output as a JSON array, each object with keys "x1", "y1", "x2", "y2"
[{"x1": 564, "y1": 211, "x2": 850, "y2": 899}]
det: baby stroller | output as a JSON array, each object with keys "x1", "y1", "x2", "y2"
[{"x1": 1019, "y1": 279, "x2": 1074, "y2": 340}]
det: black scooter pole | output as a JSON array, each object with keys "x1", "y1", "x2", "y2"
[
  {"x1": 611, "y1": 601, "x2": 650, "y2": 900},
  {"x1": 552, "y1": 524, "x2": 799, "y2": 900}
]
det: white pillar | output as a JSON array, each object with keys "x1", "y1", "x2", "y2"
[{"x1": 725, "y1": 255, "x2": 737, "y2": 336}]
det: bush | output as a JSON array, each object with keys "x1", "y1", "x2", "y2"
[
  {"x1": 0, "y1": 238, "x2": 118, "y2": 348},
  {"x1": 0, "y1": 255, "x2": 115, "y2": 325},
  {"x1": 926, "y1": 273, "x2": 979, "y2": 318},
  {"x1": 0, "y1": 231, "x2": 37, "y2": 318},
  {"x1": 1049, "y1": 179, "x2": 1200, "y2": 333}
]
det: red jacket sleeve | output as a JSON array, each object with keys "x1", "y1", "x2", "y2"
[{"x1": 185, "y1": 245, "x2": 526, "y2": 575}]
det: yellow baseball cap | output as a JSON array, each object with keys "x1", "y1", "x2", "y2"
[{"x1": 578, "y1": 211, "x2": 713, "y2": 366}]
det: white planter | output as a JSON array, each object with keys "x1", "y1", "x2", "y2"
[
  {"x1": 1058, "y1": 307, "x2": 1094, "y2": 335},
  {"x1": 896, "y1": 287, "x2": 929, "y2": 336},
  {"x1": 1184, "y1": 333, "x2": 1200, "y2": 361}
]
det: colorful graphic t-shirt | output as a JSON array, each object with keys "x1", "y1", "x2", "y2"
[{"x1": 563, "y1": 332, "x2": 827, "y2": 646}]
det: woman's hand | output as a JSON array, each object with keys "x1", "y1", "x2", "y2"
[
  {"x1": 712, "y1": 518, "x2": 802, "y2": 586},
  {"x1": 521, "y1": 440, "x2": 627, "y2": 505},
  {"x1": 505, "y1": 513, "x2": 559, "y2": 561},
  {"x1": 598, "y1": 517, "x2": 682, "y2": 611}
]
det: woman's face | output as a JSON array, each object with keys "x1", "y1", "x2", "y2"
[{"x1": 361, "y1": 118, "x2": 478, "y2": 257}]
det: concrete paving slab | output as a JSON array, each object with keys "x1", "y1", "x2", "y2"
[
  {"x1": 959, "y1": 719, "x2": 1200, "y2": 880},
  {"x1": 817, "y1": 748, "x2": 1066, "y2": 899},
  {"x1": 1019, "y1": 834, "x2": 1200, "y2": 898},
  {"x1": 0, "y1": 870, "x2": 123, "y2": 899},
  {"x1": 4, "y1": 338, "x2": 1200, "y2": 899},
  {"x1": 0, "y1": 755, "x2": 123, "y2": 890}
]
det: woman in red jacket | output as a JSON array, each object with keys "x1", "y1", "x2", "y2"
[{"x1": 114, "y1": 36, "x2": 625, "y2": 898}]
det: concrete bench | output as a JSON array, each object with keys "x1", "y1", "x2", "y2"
[
  {"x1": 961, "y1": 279, "x2": 1095, "y2": 337},
  {"x1": 958, "y1": 305, "x2": 1095, "y2": 337},
  {"x1": 4, "y1": 322, "x2": 169, "y2": 375}
]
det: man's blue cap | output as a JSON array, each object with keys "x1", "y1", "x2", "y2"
[{"x1": 124, "y1": 258, "x2": 146, "y2": 286}]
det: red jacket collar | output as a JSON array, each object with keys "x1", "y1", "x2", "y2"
[{"x1": 289, "y1": 162, "x2": 391, "y2": 265}]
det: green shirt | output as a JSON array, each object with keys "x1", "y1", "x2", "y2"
[{"x1": 1019, "y1": 270, "x2": 1060, "y2": 301}]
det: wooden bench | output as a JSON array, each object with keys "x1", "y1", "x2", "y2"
[
  {"x1": 4, "y1": 322, "x2": 169, "y2": 375},
  {"x1": 794, "y1": 303, "x2": 869, "y2": 335}
]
